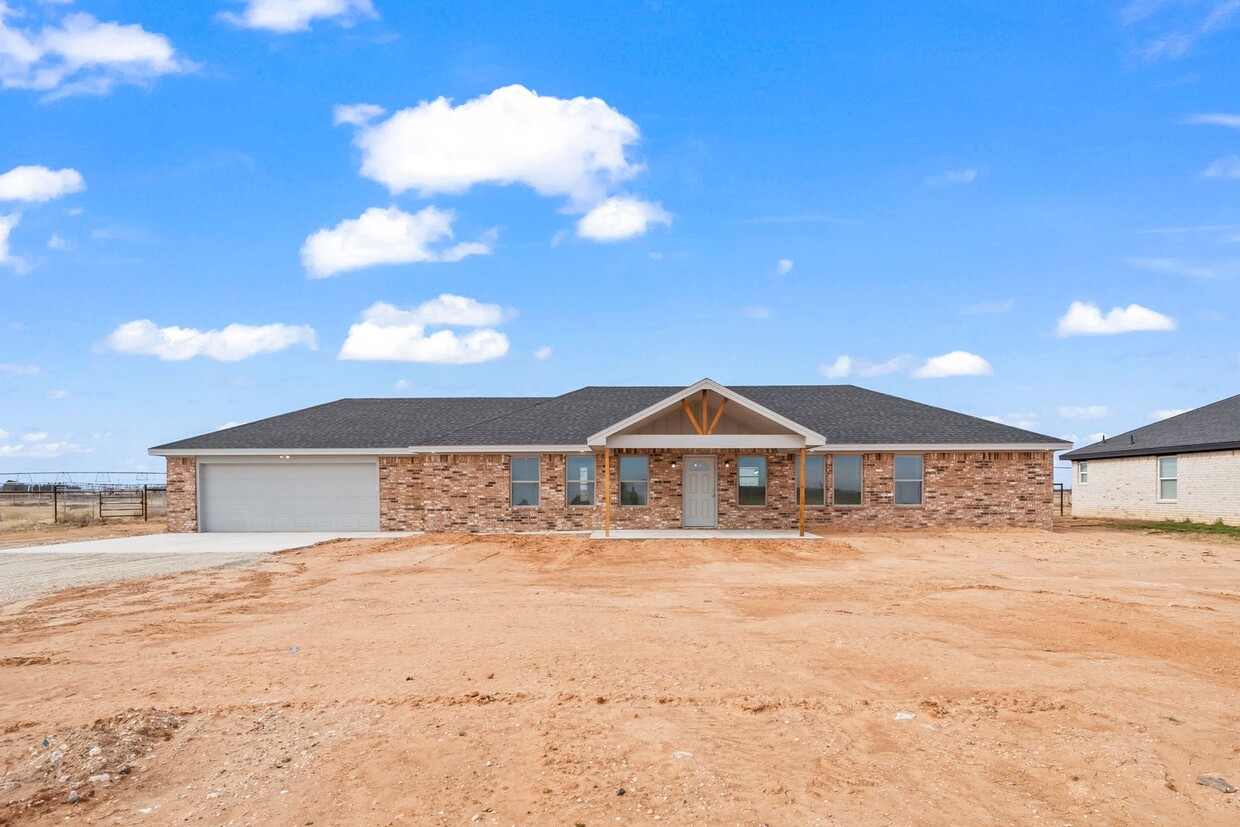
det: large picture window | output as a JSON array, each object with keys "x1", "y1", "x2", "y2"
[
  {"x1": 893, "y1": 454, "x2": 923, "y2": 506},
  {"x1": 510, "y1": 456, "x2": 540, "y2": 507},
  {"x1": 833, "y1": 455, "x2": 863, "y2": 506},
  {"x1": 738, "y1": 456, "x2": 767, "y2": 505},
  {"x1": 1158, "y1": 456, "x2": 1178, "y2": 501},
  {"x1": 619, "y1": 456, "x2": 649, "y2": 506},
  {"x1": 795, "y1": 455, "x2": 826, "y2": 506},
  {"x1": 566, "y1": 456, "x2": 596, "y2": 506}
]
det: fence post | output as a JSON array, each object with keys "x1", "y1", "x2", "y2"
[
  {"x1": 143, "y1": 485, "x2": 148, "y2": 522},
  {"x1": 98, "y1": 490, "x2": 103, "y2": 521},
  {"x1": 53, "y1": 484, "x2": 58, "y2": 523}
]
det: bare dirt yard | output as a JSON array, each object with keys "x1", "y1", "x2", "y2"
[
  {"x1": 1, "y1": 528, "x2": 1237, "y2": 826},
  {"x1": 0, "y1": 520, "x2": 166, "y2": 551}
]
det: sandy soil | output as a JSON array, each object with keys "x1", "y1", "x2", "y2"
[
  {"x1": 0, "y1": 521, "x2": 166, "y2": 551},
  {"x1": 1, "y1": 528, "x2": 1237, "y2": 826}
]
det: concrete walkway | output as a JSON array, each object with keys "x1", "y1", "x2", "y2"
[
  {"x1": 0, "y1": 532, "x2": 414, "y2": 605},
  {"x1": 589, "y1": 529, "x2": 821, "y2": 540}
]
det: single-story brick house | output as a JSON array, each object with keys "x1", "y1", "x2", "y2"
[
  {"x1": 1062, "y1": 392, "x2": 1240, "y2": 526},
  {"x1": 150, "y1": 378, "x2": 1070, "y2": 533}
]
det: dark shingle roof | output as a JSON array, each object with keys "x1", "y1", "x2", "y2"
[
  {"x1": 153, "y1": 384, "x2": 1067, "y2": 451},
  {"x1": 151, "y1": 397, "x2": 549, "y2": 451},
  {"x1": 1061, "y1": 392, "x2": 1240, "y2": 460}
]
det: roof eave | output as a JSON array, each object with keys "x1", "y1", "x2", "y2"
[{"x1": 1062, "y1": 439, "x2": 1240, "y2": 461}]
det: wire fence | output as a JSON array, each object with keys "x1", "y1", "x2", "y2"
[{"x1": 0, "y1": 472, "x2": 168, "y2": 525}]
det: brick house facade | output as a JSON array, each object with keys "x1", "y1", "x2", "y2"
[
  {"x1": 166, "y1": 448, "x2": 1054, "y2": 533},
  {"x1": 155, "y1": 379, "x2": 1069, "y2": 534}
]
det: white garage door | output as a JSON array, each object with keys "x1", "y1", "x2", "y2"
[{"x1": 199, "y1": 462, "x2": 380, "y2": 532}]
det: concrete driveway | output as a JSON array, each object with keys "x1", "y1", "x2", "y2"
[{"x1": 0, "y1": 532, "x2": 404, "y2": 606}]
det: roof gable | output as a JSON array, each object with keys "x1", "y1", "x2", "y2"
[{"x1": 586, "y1": 378, "x2": 827, "y2": 446}]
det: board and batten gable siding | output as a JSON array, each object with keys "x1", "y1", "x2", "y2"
[{"x1": 1072, "y1": 450, "x2": 1240, "y2": 526}]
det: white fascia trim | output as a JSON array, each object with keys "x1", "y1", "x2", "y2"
[
  {"x1": 151, "y1": 445, "x2": 592, "y2": 457},
  {"x1": 586, "y1": 377, "x2": 826, "y2": 447},
  {"x1": 809, "y1": 442, "x2": 1072, "y2": 453}
]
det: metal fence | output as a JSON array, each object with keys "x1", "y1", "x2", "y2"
[{"x1": 0, "y1": 472, "x2": 168, "y2": 525}]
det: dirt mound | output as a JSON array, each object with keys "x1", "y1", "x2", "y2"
[{"x1": 0, "y1": 708, "x2": 183, "y2": 824}]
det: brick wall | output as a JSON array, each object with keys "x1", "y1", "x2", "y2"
[
  {"x1": 164, "y1": 450, "x2": 1053, "y2": 533},
  {"x1": 373, "y1": 449, "x2": 1053, "y2": 532},
  {"x1": 166, "y1": 456, "x2": 197, "y2": 533},
  {"x1": 1072, "y1": 451, "x2": 1240, "y2": 526}
]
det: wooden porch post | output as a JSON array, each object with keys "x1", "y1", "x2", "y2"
[
  {"x1": 604, "y1": 447, "x2": 611, "y2": 537},
  {"x1": 798, "y1": 448, "x2": 806, "y2": 537}
]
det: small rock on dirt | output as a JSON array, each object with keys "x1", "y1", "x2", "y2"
[
  {"x1": 68, "y1": 791, "x2": 80, "y2": 804},
  {"x1": 88, "y1": 773, "x2": 110, "y2": 783},
  {"x1": 89, "y1": 746, "x2": 102, "y2": 757},
  {"x1": 894, "y1": 712, "x2": 916, "y2": 720},
  {"x1": 1197, "y1": 775, "x2": 1236, "y2": 794}
]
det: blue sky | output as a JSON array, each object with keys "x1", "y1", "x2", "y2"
[{"x1": 2, "y1": 0, "x2": 1239, "y2": 479}]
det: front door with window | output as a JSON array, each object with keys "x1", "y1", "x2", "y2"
[{"x1": 682, "y1": 455, "x2": 717, "y2": 527}]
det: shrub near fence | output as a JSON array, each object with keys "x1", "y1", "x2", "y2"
[{"x1": 0, "y1": 475, "x2": 167, "y2": 525}]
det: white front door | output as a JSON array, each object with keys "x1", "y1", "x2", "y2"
[{"x1": 682, "y1": 455, "x2": 717, "y2": 527}]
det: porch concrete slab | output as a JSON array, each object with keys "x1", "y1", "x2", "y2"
[{"x1": 589, "y1": 529, "x2": 821, "y2": 540}]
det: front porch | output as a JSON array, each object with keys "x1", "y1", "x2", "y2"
[
  {"x1": 590, "y1": 380, "x2": 825, "y2": 537},
  {"x1": 589, "y1": 528, "x2": 822, "y2": 540}
]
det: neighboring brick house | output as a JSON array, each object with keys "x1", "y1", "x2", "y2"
[
  {"x1": 1063, "y1": 392, "x2": 1240, "y2": 526},
  {"x1": 149, "y1": 378, "x2": 1069, "y2": 534}
]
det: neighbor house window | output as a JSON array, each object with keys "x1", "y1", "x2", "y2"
[
  {"x1": 1079, "y1": 461, "x2": 1088, "y2": 484},
  {"x1": 795, "y1": 455, "x2": 826, "y2": 506},
  {"x1": 894, "y1": 455, "x2": 923, "y2": 506},
  {"x1": 738, "y1": 456, "x2": 767, "y2": 505},
  {"x1": 619, "y1": 456, "x2": 649, "y2": 506},
  {"x1": 510, "y1": 456, "x2": 540, "y2": 507},
  {"x1": 1158, "y1": 456, "x2": 1178, "y2": 501},
  {"x1": 566, "y1": 456, "x2": 596, "y2": 506},
  {"x1": 833, "y1": 455, "x2": 863, "y2": 506}
]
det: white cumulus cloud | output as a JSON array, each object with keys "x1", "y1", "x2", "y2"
[
  {"x1": 0, "y1": 165, "x2": 84, "y2": 202},
  {"x1": 1182, "y1": 112, "x2": 1240, "y2": 128},
  {"x1": 0, "y1": 428, "x2": 86, "y2": 458},
  {"x1": 1202, "y1": 156, "x2": 1240, "y2": 178},
  {"x1": 533, "y1": 346, "x2": 553, "y2": 361},
  {"x1": 983, "y1": 413, "x2": 1040, "y2": 431},
  {"x1": 339, "y1": 295, "x2": 510, "y2": 364},
  {"x1": 1056, "y1": 301, "x2": 1177, "y2": 336},
  {"x1": 1150, "y1": 408, "x2": 1189, "y2": 421},
  {"x1": 913, "y1": 350, "x2": 993, "y2": 379},
  {"x1": 344, "y1": 84, "x2": 643, "y2": 205},
  {"x1": 0, "y1": 5, "x2": 193, "y2": 98},
  {"x1": 104, "y1": 319, "x2": 318, "y2": 361},
  {"x1": 300, "y1": 205, "x2": 492, "y2": 277},
  {"x1": 819, "y1": 355, "x2": 852, "y2": 379},
  {"x1": 219, "y1": 0, "x2": 377, "y2": 33},
  {"x1": 332, "y1": 102, "x2": 385, "y2": 126},
  {"x1": 925, "y1": 168, "x2": 979, "y2": 187},
  {"x1": 1059, "y1": 405, "x2": 1110, "y2": 420},
  {"x1": 776, "y1": 258, "x2": 794, "y2": 275},
  {"x1": 576, "y1": 196, "x2": 670, "y2": 241},
  {"x1": 0, "y1": 362, "x2": 41, "y2": 375},
  {"x1": 0, "y1": 212, "x2": 25, "y2": 272}
]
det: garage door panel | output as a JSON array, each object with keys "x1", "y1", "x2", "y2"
[{"x1": 200, "y1": 462, "x2": 379, "y2": 532}]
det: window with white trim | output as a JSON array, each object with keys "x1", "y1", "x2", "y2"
[
  {"x1": 510, "y1": 456, "x2": 539, "y2": 507},
  {"x1": 893, "y1": 454, "x2": 923, "y2": 506},
  {"x1": 619, "y1": 456, "x2": 648, "y2": 506},
  {"x1": 1078, "y1": 461, "x2": 1088, "y2": 484},
  {"x1": 795, "y1": 455, "x2": 826, "y2": 506},
  {"x1": 566, "y1": 455, "x2": 596, "y2": 506},
  {"x1": 738, "y1": 456, "x2": 767, "y2": 505},
  {"x1": 1158, "y1": 456, "x2": 1177, "y2": 501},
  {"x1": 833, "y1": 455, "x2": 863, "y2": 506}
]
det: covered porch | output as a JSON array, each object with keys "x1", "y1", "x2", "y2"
[{"x1": 588, "y1": 379, "x2": 826, "y2": 537}]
